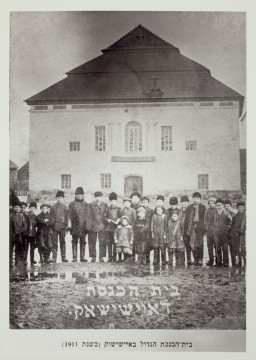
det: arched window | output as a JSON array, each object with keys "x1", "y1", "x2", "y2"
[{"x1": 125, "y1": 121, "x2": 142, "y2": 152}]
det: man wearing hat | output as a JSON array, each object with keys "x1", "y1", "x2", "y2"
[
  {"x1": 187, "y1": 192, "x2": 206, "y2": 266},
  {"x1": 204, "y1": 197, "x2": 217, "y2": 266},
  {"x1": 89, "y1": 191, "x2": 108, "y2": 262},
  {"x1": 68, "y1": 187, "x2": 91, "y2": 262},
  {"x1": 105, "y1": 192, "x2": 121, "y2": 262},
  {"x1": 50, "y1": 190, "x2": 68, "y2": 262},
  {"x1": 168, "y1": 197, "x2": 180, "y2": 217},
  {"x1": 179, "y1": 195, "x2": 193, "y2": 266}
]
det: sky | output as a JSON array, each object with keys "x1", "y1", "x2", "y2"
[{"x1": 9, "y1": 11, "x2": 246, "y2": 167}]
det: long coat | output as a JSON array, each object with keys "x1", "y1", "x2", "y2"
[
  {"x1": 68, "y1": 200, "x2": 90, "y2": 237},
  {"x1": 89, "y1": 201, "x2": 108, "y2": 232},
  {"x1": 36, "y1": 212, "x2": 54, "y2": 249},
  {"x1": 50, "y1": 202, "x2": 68, "y2": 231},
  {"x1": 187, "y1": 203, "x2": 206, "y2": 249}
]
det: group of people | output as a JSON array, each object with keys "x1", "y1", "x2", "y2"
[{"x1": 9, "y1": 187, "x2": 246, "y2": 269}]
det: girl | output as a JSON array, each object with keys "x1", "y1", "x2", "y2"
[
  {"x1": 167, "y1": 211, "x2": 185, "y2": 267},
  {"x1": 151, "y1": 206, "x2": 168, "y2": 264},
  {"x1": 114, "y1": 216, "x2": 134, "y2": 262}
]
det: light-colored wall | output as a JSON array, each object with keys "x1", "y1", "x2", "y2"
[{"x1": 29, "y1": 102, "x2": 241, "y2": 193}]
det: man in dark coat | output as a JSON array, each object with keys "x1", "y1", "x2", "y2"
[
  {"x1": 187, "y1": 192, "x2": 206, "y2": 266},
  {"x1": 179, "y1": 195, "x2": 192, "y2": 266},
  {"x1": 9, "y1": 201, "x2": 27, "y2": 267},
  {"x1": 89, "y1": 192, "x2": 108, "y2": 262},
  {"x1": 36, "y1": 204, "x2": 54, "y2": 263},
  {"x1": 50, "y1": 190, "x2": 68, "y2": 262},
  {"x1": 105, "y1": 192, "x2": 121, "y2": 262}
]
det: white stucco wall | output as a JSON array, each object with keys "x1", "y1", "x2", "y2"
[{"x1": 29, "y1": 101, "x2": 241, "y2": 193}]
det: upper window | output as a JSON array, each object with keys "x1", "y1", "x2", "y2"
[
  {"x1": 125, "y1": 121, "x2": 142, "y2": 152},
  {"x1": 95, "y1": 126, "x2": 106, "y2": 151},
  {"x1": 101, "y1": 173, "x2": 111, "y2": 188},
  {"x1": 61, "y1": 174, "x2": 71, "y2": 189},
  {"x1": 198, "y1": 174, "x2": 209, "y2": 190},
  {"x1": 186, "y1": 140, "x2": 197, "y2": 151},
  {"x1": 69, "y1": 141, "x2": 80, "y2": 151},
  {"x1": 161, "y1": 126, "x2": 172, "y2": 151}
]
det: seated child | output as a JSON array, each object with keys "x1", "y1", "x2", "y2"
[
  {"x1": 114, "y1": 216, "x2": 134, "y2": 262},
  {"x1": 151, "y1": 206, "x2": 168, "y2": 265},
  {"x1": 167, "y1": 211, "x2": 185, "y2": 267},
  {"x1": 134, "y1": 207, "x2": 150, "y2": 264}
]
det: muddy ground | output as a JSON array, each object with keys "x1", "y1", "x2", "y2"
[{"x1": 10, "y1": 250, "x2": 246, "y2": 330}]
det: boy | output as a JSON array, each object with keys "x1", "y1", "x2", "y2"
[
  {"x1": 155, "y1": 195, "x2": 168, "y2": 215},
  {"x1": 89, "y1": 191, "x2": 108, "y2": 262},
  {"x1": 36, "y1": 204, "x2": 54, "y2": 264},
  {"x1": 119, "y1": 198, "x2": 137, "y2": 226},
  {"x1": 26, "y1": 202, "x2": 38, "y2": 266},
  {"x1": 141, "y1": 196, "x2": 154, "y2": 263},
  {"x1": 130, "y1": 192, "x2": 141, "y2": 212},
  {"x1": 167, "y1": 211, "x2": 185, "y2": 267},
  {"x1": 230, "y1": 201, "x2": 246, "y2": 267},
  {"x1": 50, "y1": 190, "x2": 68, "y2": 263},
  {"x1": 105, "y1": 192, "x2": 121, "y2": 262},
  {"x1": 204, "y1": 197, "x2": 217, "y2": 266},
  {"x1": 179, "y1": 195, "x2": 192, "y2": 266},
  {"x1": 68, "y1": 187, "x2": 91, "y2": 262},
  {"x1": 20, "y1": 202, "x2": 30, "y2": 266},
  {"x1": 168, "y1": 197, "x2": 180, "y2": 217},
  {"x1": 224, "y1": 200, "x2": 236, "y2": 219},
  {"x1": 187, "y1": 192, "x2": 206, "y2": 266},
  {"x1": 114, "y1": 216, "x2": 134, "y2": 262},
  {"x1": 134, "y1": 207, "x2": 150, "y2": 264},
  {"x1": 213, "y1": 199, "x2": 232, "y2": 267},
  {"x1": 151, "y1": 206, "x2": 168, "y2": 264},
  {"x1": 9, "y1": 201, "x2": 27, "y2": 267}
]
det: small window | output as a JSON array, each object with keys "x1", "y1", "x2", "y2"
[
  {"x1": 186, "y1": 140, "x2": 197, "y2": 151},
  {"x1": 69, "y1": 141, "x2": 80, "y2": 151},
  {"x1": 161, "y1": 126, "x2": 172, "y2": 151},
  {"x1": 125, "y1": 121, "x2": 142, "y2": 152},
  {"x1": 101, "y1": 173, "x2": 111, "y2": 188},
  {"x1": 61, "y1": 174, "x2": 71, "y2": 189},
  {"x1": 198, "y1": 174, "x2": 209, "y2": 190},
  {"x1": 95, "y1": 126, "x2": 106, "y2": 151}
]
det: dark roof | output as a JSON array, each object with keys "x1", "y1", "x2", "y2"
[
  {"x1": 9, "y1": 160, "x2": 18, "y2": 170},
  {"x1": 25, "y1": 24, "x2": 244, "y2": 110}
]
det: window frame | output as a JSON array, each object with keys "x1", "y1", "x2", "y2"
[
  {"x1": 95, "y1": 126, "x2": 106, "y2": 151},
  {"x1": 161, "y1": 126, "x2": 172, "y2": 151},
  {"x1": 69, "y1": 141, "x2": 80, "y2": 151},
  {"x1": 100, "y1": 173, "x2": 111, "y2": 189},
  {"x1": 198, "y1": 174, "x2": 209, "y2": 190},
  {"x1": 125, "y1": 121, "x2": 143, "y2": 153},
  {"x1": 61, "y1": 174, "x2": 71, "y2": 189},
  {"x1": 185, "y1": 140, "x2": 197, "y2": 151}
]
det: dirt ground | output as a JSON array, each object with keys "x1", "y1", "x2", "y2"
[{"x1": 9, "y1": 243, "x2": 246, "y2": 329}]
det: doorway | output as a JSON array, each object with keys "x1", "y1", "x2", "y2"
[{"x1": 124, "y1": 175, "x2": 143, "y2": 197}]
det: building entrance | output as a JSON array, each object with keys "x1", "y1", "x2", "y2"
[{"x1": 124, "y1": 175, "x2": 143, "y2": 197}]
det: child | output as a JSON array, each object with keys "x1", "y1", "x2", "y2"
[
  {"x1": 167, "y1": 211, "x2": 185, "y2": 267},
  {"x1": 9, "y1": 201, "x2": 27, "y2": 267},
  {"x1": 119, "y1": 198, "x2": 137, "y2": 226},
  {"x1": 105, "y1": 192, "x2": 121, "y2": 262},
  {"x1": 187, "y1": 192, "x2": 206, "y2": 266},
  {"x1": 134, "y1": 207, "x2": 150, "y2": 264},
  {"x1": 179, "y1": 195, "x2": 192, "y2": 266},
  {"x1": 27, "y1": 202, "x2": 38, "y2": 266},
  {"x1": 213, "y1": 199, "x2": 232, "y2": 267},
  {"x1": 50, "y1": 190, "x2": 68, "y2": 263},
  {"x1": 89, "y1": 191, "x2": 108, "y2": 262},
  {"x1": 230, "y1": 201, "x2": 246, "y2": 267},
  {"x1": 141, "y1": 196, "x2": 154, "y2": 263},
  {"x1": 151, "y1": 206, "x2": 168, "y2": 265},
  {"x1": 20, "y1": 202, "x2": 30, "y2": 266},
  {"x1": 114, "y1": 216, "x2": 134, "y2": 262},
  {"x1": 168, "y1": 197, "x2": 180, "y2": 217},
  {"x1": 204, "y1": 197, "x2": 217, "y2": 266},
  {"x1": 36, "y1": 204, "x2": 54, "y2": 264},
  {"x1": 224, "y1": 200, "x2": 237, "y2": 219},
  {"x1": 130, "y1": 192, "x2": 141, "y2": 212},
  {"x1": 155, "y1": 195, "x2": 168, "y2": 215}
]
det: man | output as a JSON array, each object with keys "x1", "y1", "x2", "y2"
[
  {"x1": 89, "y1": 192, "x2": 108, "y2": 262},
  {"x1": 68, "y1": 187, "x2": 90, "y2": 262},
  {"x1": 187, "y1": 192, "x2": 206, "y2": 266},
  {"x1": 179, "y1": 195, "x2": 192, "y2": 266}
]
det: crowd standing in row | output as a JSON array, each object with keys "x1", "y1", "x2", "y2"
[{"x1": 9, "y1": 187, "x2": 246, "y2": 269}]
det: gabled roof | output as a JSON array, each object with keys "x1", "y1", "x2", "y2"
[
  {"x1": 9, "y1": 160, "x2": 18, "y2": 170},
  {"x1": 25, "y1": 24, "x2": 244, "y2": 109}
]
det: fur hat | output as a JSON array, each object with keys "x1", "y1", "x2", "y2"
[
  {"x1": 224, "y1": 199, "x2": 232, "y2": 206},
  {"x1": 123, "y1": 197, "x2": 131, "y2": 203},
  {"x1": 130, "y1": 191, "x2": 141, "y2": 199},
  {"x1": 29, "y1": 202, "x2": 37, "y2": 209},
  {"x1": 56, "y1": 190, "x2": 64, "y2": 198},
  {"x1": 13, "y1": 200, "x2": 21, "y2": 207},
  {"x1": 192, "y1": 192, "x2": 201, "y2": 199},
  {"x1": 216, "y1": 198, "x2": 224, "y2": 204},
  {"x1": 156, "y1": 195, "x2": 164, "y2": 202},
  {"x1": 180, "y1": 195, "x2": 189, "y2": 203},
  {"x1": 20, "y1": 201, "x2": 27, "y2": 207},
  {"x1": 94, "y1": 191, "x2": 103, "y2": 197},
  {"x1": 141, "y1": 196, "x2": 150, "y2": 202},
  {"x1": 207, "y1": 197, "x2": 216, "y2": 204},
  {"x1": 109, "y1": 192, "x2": 117, "y2": 201},
  {"x1": 137, "y1": 206, "x2": 146, "y2": 214},
  {"x1": 171, "y1": 210, "x2": 179, "y2": 216},
  {"x1": 40, "y1": 203, "x2": 48, "y2": 209},
  {"x1": 169, "y1": 197, "x2": 178, "y2": 205},
  {"x1": 237, "y1": 201, "x2": 245, "y2": 208},
  {"x1": 75, "y1": 187, "x2": 84, "y2": 196}
]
